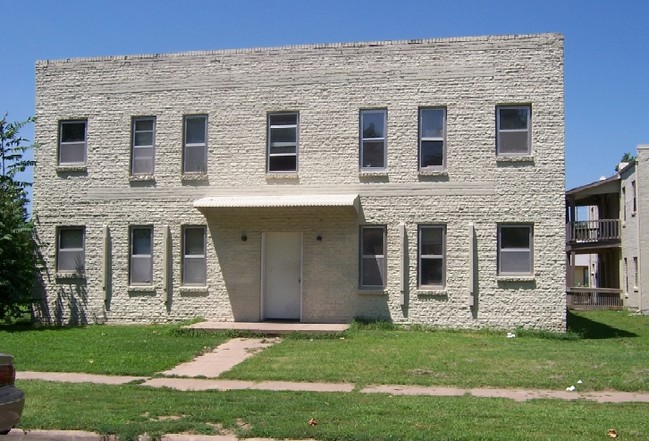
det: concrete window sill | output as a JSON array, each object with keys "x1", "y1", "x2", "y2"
[
  {"x1": 496, "y1": 155, "x2": 535, "y2": 164},
  {"x1": 418, "y1": 170, "x2": 448, "y2": 177},
  {"x1": 359, "y1": 170, "x2": 388, "y2": 177},
  {"x1": 496, "y1": 275, "x2": 536, "y2": 282},
  {"x1": 128, "y1": 285, "x2": 156, "y2": 294},
  {"x1": 358, "y1": 288, "x2": 388, "y2": 296},
  {"x1": 129, "y1": 175, "x2": 156, "y2": 182},
  {"x1": 55, "y1": 272, "x2": 85, "y2": 281},
  {"x1": 179, "y1": 286, "x2": 209, "y2": 296},
  {"x1": 417, "y1": 289, "x2": 447, "y2": 296},
  {"x1": 56, "y1": 165, "x2": 87, "y2": 173}
]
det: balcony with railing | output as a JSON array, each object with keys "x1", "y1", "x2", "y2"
[
  {"x1": 566, "y1": 219, "x2": 620, "y2": 247},
  {"x1": 566, "y1": 287, "x2": 623, "y2": 309}
]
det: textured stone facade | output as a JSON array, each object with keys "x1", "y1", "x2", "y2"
[
  {"x1": 33, "y1": 33, "x2": 566, "y2": 329},
  {"x1": 621, "y1": 146, "x2": 649, "y2": 313}
]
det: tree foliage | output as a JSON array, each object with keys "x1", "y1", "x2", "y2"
[
  {"x1": 0, "y1": 113, "x2": 37, "y2": 322},
  {"x1": 620, "y1": 152, "x2": 636, "y2": 164}
]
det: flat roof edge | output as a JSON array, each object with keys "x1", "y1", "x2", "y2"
[{"x1": 36, "y1": 33, "x2": 563, "y2": 66}]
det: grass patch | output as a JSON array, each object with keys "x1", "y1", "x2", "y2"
[
  {"x1": 17, "y1": 380, "x2": 649, "y2": 440},
  {"x1": 4, "y1": 310, "x2": 649, "y2": 392},
  {"x1": 0, "y1": 322, "x2": 229, "y2": 376},
  {"x1": 221, "y1": 310, "x2": 649, "y2": 391}
]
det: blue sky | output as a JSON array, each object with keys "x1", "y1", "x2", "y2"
[{"x1": 3, "y1": 0, "x2": 649, "y2": 192}]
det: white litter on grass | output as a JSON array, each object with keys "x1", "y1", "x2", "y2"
[
  {"x1": 566, "y1": 385, "x2": 576, "y2": 392},
  {"x1": 506, "y1": 332, "x2": 516, "y2": 338},
  {"x1": 577, "y1": 380, "x2": 583, "y2": 384}
]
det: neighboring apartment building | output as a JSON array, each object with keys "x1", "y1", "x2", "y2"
[
  {"x1": 33, "y1": 33, "x2": 566, "y2": 329},
  {"x1": 566, "y1": 146, "x2": 649, "y2": 314}
]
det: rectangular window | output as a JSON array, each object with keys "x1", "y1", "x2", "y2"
[
  {"x1": 57, "y1": 227, "x2": 85, "y2": 273},
  {"x1": 183, "y1": 115, "x2": 207, "y2": 174},
  {"x1": 419, "y1": 108, "x2": 446, "y2": 170},
  {"x1": 497, "y1": 105, "x2": 531, "y2": 155},
  {"x1": 633, "y1": 257, "x2": 638, "y2": 289},
  {"x1": 622, "y1": 187, "x2": 627, "y2": 221},
  {"x1": 59, "y1": 120, "x2": 87, "y2": 165},
  {"x1": 182, "y1": 226, "x2": 207, "y2": 286},
  {"x1": 360, "y1": 109, "x2": 387, "y2": 170},
  {"x1": 418, "y1": 225, "x2": 445, "y2": 287},
  {"x1": 360, "y1": 226, "x2": 386, "y2": 288},
  {"x1": 632, "y1": 181, "x2": 637, "y2": 214},
  {"x1": 498, "y1": 224, "x2": 533, "y2": 275},
  {"x1": 130, "y1": 226, "x2": 153, "y2": 285},
  {"x1": 267, "y1": 113, "x2": 298, "y2": 172},
  {"x1": 131, "y1": 117, "x2": 156, "y2": 175}
]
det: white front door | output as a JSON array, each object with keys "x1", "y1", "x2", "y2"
[{"x1": 263, "y1": 232, "x2": 302, "y2": 320}]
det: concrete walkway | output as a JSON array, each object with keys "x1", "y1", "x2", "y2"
[{"x1": 161, "y1": 338, "x2": 280, "y2": 378}]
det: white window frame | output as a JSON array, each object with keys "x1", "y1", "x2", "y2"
[
  {"x1": 131, "y1": 117, "x2": 156, "y2": 175},
  {"x1": 59, "y1": 120, "x2": 87, "y2": 165},
  {"x1": 496, "y1": 105, "x2": 531, "y2": 155},
  {"x1": 418, "y1": 225, "x2": 446, "y2": 288},
  {"x1": 267, "y1": 112, "x2": 298, "y2": 172},
  {"x1": 498, "y1": 224, "x2": 533, "y2": 275},
  {"x1": 183, "y1": 115, "x2": 207, "y2": 174},
  {"x1": 56, "y1": 227, "x2": 85, "y2": 273},
  {"x1": 129, "y1": 226, "x2": 153, "y2": 285},
  {"x1": 360, "y1": 225, "x2": 386, "y2": 288},
  {"x1": 360, "y1": 109, "x2": 387, "y2": 170},
  {"x1": 419, "y1": 108, "x2": 446, "y2": 170},
  {"x1": 182, "y1": 226, "x2": 207, "y2": 286}
]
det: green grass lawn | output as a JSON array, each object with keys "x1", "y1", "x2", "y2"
[
  {"x1": 5, "y1": 310, "x2": 649, "y2": 440},
  {"x1": 2, "y1": 310, "x2": 649, "y2": 391},
  {"x1": 0, "y1": 322, "x2": 230, "y2": 376},
  {"x1": 17, "y1": 380, "x2": 649, "y2": 441},
  {"x1": 221, "y1": 310, "x2": 649, "y2": 391}
]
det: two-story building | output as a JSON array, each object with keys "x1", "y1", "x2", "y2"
[
  {"x1": 566, "y1": 145, "x2": 649, "y2": 313},
  {"x1": 33, "y1": 33, "x2": 566, "y2": 329}
]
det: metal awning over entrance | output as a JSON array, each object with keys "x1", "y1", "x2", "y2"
[{"x1": 193, "y1": 194, "x2": 360, "y2": 215}]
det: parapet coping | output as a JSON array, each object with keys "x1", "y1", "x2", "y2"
[{"x1": 36, "y1": 32, "x2": 562, "y2": 66}]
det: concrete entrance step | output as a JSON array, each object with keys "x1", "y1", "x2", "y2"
[{"x1": 186, "y1": 321, "x2": 350, "y2": 335}]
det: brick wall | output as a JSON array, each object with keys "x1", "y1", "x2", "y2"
[{"x1": 33, "y1": 33, "x2": 566, "y2": 330}]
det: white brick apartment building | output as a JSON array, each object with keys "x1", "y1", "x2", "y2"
[{"x1": 33, "y1": 33, "x2": 566, "y2": 330}]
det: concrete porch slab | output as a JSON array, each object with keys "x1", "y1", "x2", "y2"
[{"x1": 186, "y1": 321, "x2": 350, "y2": 335}]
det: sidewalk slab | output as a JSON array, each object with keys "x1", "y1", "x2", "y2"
[
  {"x1": 143, "y1": 378, "x2": 353, "y2": 393},
  {"x1": 143, "y1": 378, "x2": 256, "y2": 391},
  {"x1": 161, "y1": 338, "x2": 279, "y2": 378},
  {"x1": 6, "y1": 431, "x2": 316, "y2": 441},
  {"x1": 361, "y1": 384, "x2": 466, "y2": 397},
  {"x1": 5, "y1": 429, "x2": 114, "y2": 440},
  {"x1": 251, "y1": 381, "x2": 354, "y2": 393},
  {"x1": 17, "y1": 371, "x2": 145, "y2": 385},
  {"x1": 361, "y1": 384, "x2": 649, "y2": 403}
]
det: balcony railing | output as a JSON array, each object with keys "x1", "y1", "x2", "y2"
[
  {"x1": 567, "y1": 219, "x2": 620, "y2": 243},
  {"x1": 566, "y1": 287, "x2": 623, "y2": 309}
]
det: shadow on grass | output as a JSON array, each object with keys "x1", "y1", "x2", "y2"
[{"x1": 567, "y1": 310, "x2": 638, "y2": 339}]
